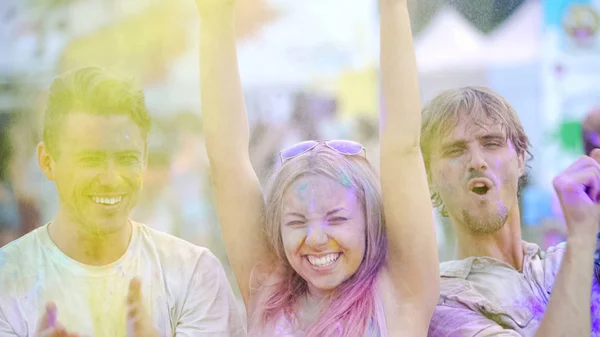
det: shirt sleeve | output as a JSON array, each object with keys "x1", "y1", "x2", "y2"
[
  {"x1": 428, "y1": 306, "x2": 523, "y2": 337},
  {"x1": 0, "y1": 306, "x2": 18, "y2": 337},
  {"x1": 174, "y1": 250, "x2": 247, "y2": 337}
]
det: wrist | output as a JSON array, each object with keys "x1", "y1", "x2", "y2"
[
  {"x1": 566, "y1": 232, "x2": 597, "y2": 252},
  {"x1": 380, "y1": 0, "x2": 408, "y2": 8}
]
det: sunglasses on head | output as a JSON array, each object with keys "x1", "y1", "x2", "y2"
[{"x1": 279, "y1": 140, "x2": 366, "y2": 163}]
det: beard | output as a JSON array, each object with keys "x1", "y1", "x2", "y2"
[{"x1": 461, "y1": 203, "x2": 508, "y2": 235}]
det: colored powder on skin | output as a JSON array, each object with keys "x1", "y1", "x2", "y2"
[
  {"x1": 338, "y1": 170, "x2": 353, "y2": 187},
  {"x1": 591, "y1": 278, "x2": 600, "y2": 335},
  {"x1": 448, "y1": 156, "x2": 462, "y2": 165},
  {"x1": 296, "y1": 183, "x2": 308, "y2": 201},
  {"x1": 48, "y1": 305, "x2": 57, "y2": 327}
]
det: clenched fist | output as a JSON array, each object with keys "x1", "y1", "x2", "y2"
[{"x1": 553, "y1": 148, "x2": 600, "y2": 239}]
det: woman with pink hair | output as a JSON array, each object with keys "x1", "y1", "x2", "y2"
[{"x1": 196, "y1": 0, "x2": 439, "y2": 335}]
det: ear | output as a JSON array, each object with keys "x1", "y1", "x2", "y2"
[
  {"x1": 143, "y1": 140, "x2": 149, "y2": 170},
  {"x1": 37, "y1": 142, "x2": 56, "y2": 181},
  {"x1": 517, "y1": 150, "x2": 526, "y2": 176},
  {"x1": 425, "y1": 158, "x2": 437, "y2": 190}
]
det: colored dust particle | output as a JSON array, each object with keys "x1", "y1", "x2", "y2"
[{"x1": 550, "y1": 120, "x2": 583, "y2": 154}]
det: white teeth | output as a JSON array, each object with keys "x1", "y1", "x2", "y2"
[
  {"x1": 474, "y1": 183, "x2": 485, "y2": 188},
  {"x1": 92, "y1": 196, "x2": 122, "y2": 205},
  {"x1": 307, "y1": 253, "x2": 340, "y2": 267}
]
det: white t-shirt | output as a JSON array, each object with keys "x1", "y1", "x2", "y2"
[{"x1": 0, "y1": 221, "x2": 246, "y2": 337}]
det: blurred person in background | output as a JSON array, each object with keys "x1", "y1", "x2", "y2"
[
  {"x1": 0, "y1": 67, "x2": 245, "y2": 337},
  {"x1": 0, "y1": 113, "x2": 20, "y2": 246},
  {"x1": 582, "y1": 106, "x2": 600, "y2": 284},
  {"x1": 168, "y1": 112, "x2": 227, "y2": 257},
  {"x1": 583, "y1": 106, "x2": 600, "y2": 156},
  {"x1": 0, "y1": 186, "x2": 19, "y2": 247},
  {"x1": 247, "y1": 91, "x2": 339, "y2": 184},
  {"x1": 422, "y1": 87, "x2": 600, "y2": 336},
  {"x1": 130, "y1": 118, "x2": 178, "y2": 234},
  {"x1": 8, "y1": 89, "x2": 55, "y2": 236}
]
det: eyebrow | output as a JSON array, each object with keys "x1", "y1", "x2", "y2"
[
  {"x1": 76, "y1": 150, "x2": 142, "y2": 157},
  {"x1": 117, "y1": 150, "x2": 143, "y2": 156},
  {"x1": 326, "y1": 208, "x2": 346, "y2": 216},
  {"x1": 284, "y1": 212, "x2": 306, "y2": 219},
  {"x1": 283, "y1": 208, "x2": 347, "y2": 218},
  {"x1": 440, "y1": 140, "x2": 467, "y2": 151},
  {"x1": 75, "y1": 150, "x2": 105, "y2": 157},
  {"x1": 480, "y1": 132, "x2": 506, "y2": 141},
  {"x1": 440, "y1": 132, "x2": 506, "y2": 150}
]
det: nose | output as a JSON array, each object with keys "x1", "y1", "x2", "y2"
[
  {"x1": 98, "y1": 160, "x2": 123, "y2": 189},
  {"x1": 305, "y1": 223, "x2": 329, "y2": 248},
  {"x1": 467, "y1": 146, "x2": 488, "y2": 172}
]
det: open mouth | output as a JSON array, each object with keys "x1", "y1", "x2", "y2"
[
  {"x1": 471, "y1": 183, "x2": 490, "y2": 195},
  {"x1": 90, "y1": 196, "x2": 123, "y2": 206},
  {"x1": 306, "y1": 253, "x2": 342, "y2": 268},
  {"x1": 468, "y1": 178, "x2": 492, "y2": 196}
]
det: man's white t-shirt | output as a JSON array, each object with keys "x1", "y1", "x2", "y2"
[{"x1": 0, "y1": 221, "x2": 246, "y2": 337}]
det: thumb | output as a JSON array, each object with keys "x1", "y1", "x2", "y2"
[
  {"x1": 127, "y1": 277, "x2": 142, "y2": 304},
  {"x1": 46, "y1": 302, "x2": 57, "y2": 328},
  {"x1": 590, "y1": 148, "x2": 600, "y2": 163},
  {"x1": 35, "y1": 302, "x2": 57, "y2": 334}
]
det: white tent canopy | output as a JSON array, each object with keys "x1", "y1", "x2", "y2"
[
  {"x1": 147, "y1": 0, "x2": 544, "y2": 112},
  {"x1": 415, "y1": 1, "x2": 542, "y2": 73}
]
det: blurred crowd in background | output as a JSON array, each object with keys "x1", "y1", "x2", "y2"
[{"x1": 0, "y1": 0, "x2": 599, "y2": 299}]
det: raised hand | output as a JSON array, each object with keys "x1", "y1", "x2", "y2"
[
  {"x1": 126, "y1": 278, "x2": 160, "y2": 337},
  {"x1": 34, "y1": 302, "x2": 82, "y2": 337},
  {"x1": 553, "y1": 148, "x2": 600, "y2": 238}
]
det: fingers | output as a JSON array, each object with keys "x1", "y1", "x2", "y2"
[
  {"x1": 38, "y1": 324, "x2": 71, "y2": 337},
  {"x1": 554, "y1": 166, "x2": 600, "y2": 203},
  {"x1": 46, "y1": 302, "x2": 57, "y2": 328},
  {"x1": 590, "y1": 148, "x2": 600, "y2": 163},
  {"x1": 34, "y1": 303, "x2": 84, "y2": 337},
  {"x1": 127, "y1": 277, "x2": 143, "y2": 329},
  {"x1": 127, "y1": 277, "x2": 142, "y2": 305},
  {"x1": 35, "y1": 301, "x2": 58, "y2": 334},
  {"x1": 562, "y1": 154, "x2": 600, "y2": 174},
  {"x1": 127, "y1": 300, "x2": 141, "y2": 320},
  {"x1": 127, "y1": 295, "x2": 145, "y2": 337}
]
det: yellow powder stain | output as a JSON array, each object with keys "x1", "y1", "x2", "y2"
[{"x1": 88, "y1": 279, "x2": 128, "y2": 337}]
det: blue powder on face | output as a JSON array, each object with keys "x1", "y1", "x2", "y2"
[
  {"x1": 338, "y1": 170, "x2": 353, "y2": 187},
  {"x1": 296, "y1": 183, "x2": 309, "y2": 201}
]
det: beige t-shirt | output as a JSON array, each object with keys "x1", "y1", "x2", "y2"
[
  {"x1": 0, "y1": 221, "x2": 246, "y2": 337},
  {"x1": 428, "y1": 241, "x2": 600, "y2": 336}
]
